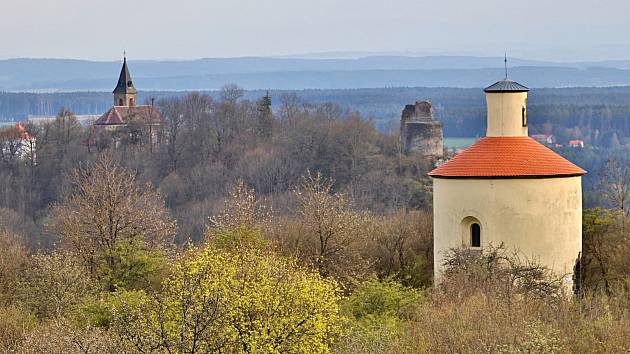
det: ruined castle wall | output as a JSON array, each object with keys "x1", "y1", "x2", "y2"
[
  {"x1": 402, "y1": 121, "x2": 444, "y2": 155},
  {"x1": 400, "y1": 100, "x2": 444, "y2": 156}
]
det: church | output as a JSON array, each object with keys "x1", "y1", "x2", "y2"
[
  {"x1": 93, "y1": 57, "x2": 163, "y2": 147},
  {"x1": 429, "y1": 77, "x2": 586, "y2": 289}
]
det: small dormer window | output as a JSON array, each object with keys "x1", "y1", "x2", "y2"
[{"x1": 127, "y1": 80, "x2": 133, "y2": 87}]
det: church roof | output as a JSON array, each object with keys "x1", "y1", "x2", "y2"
[
  {"x1": 484, "y1": 79, "x2": 529, "y2": 93},
  {"x1": 112, "y1": 58, "x2": 137, "y2": 95},
  {"x1": 428, "y1": 137, "x2": 586, "y2": 178},
  {"x1": 94, "y1": 106, "x2": 162, "y2": 126}
]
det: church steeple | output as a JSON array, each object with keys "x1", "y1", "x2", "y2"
[{"x1": 113, "y1": 56, "x2": 137, "y2": 106}]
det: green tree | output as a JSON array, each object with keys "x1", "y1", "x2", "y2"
[
  {"x1": 581, "y1": 208, "x2": 630, "y2": 294},
  {"x1": 256, "y1": 92, "x2": 274, "y2": 140}
]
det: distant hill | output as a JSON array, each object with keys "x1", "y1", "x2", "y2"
[{"x1": 3, "y1": 56, "x2": 630, "y2": 91}]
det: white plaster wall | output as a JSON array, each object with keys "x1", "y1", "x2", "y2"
[
  {"x1": 433, "y1": 177, "x2": 582, "y2": 285},
  {"x1": 486, "y1": 92, "x2": 528, "y2": 137}
]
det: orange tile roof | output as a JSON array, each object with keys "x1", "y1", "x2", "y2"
[
  {"x1": 429, "y1": 137, "x2": 586, "y2": 178},
  {"x1": 15, "y1": 123, "x2": 35, "y2": 140},
  {"x1": 94, "y1": 106, "x2": 162, "y2": 126}
]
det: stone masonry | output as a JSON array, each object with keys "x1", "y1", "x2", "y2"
[{"x1": 400, "y1": 101, "x2": 443, "y2": 156}]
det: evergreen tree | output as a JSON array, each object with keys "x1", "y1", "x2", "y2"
[{"x1": 256, "y1": 91, "x2": 274, "y2": 140}]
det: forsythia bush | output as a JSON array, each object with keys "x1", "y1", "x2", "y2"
[{"x1": 112, "y1": 246, "x2": 343, "y2": 353}]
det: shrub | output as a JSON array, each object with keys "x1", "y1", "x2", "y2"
[
  {"x1": 19, "y1": 319, "x2": 118, "y2": 354},
  {"x1": 0, "y1": 230, "x2": 28, "y2": 305},
  {"x1": 112, "y1": 245, "x2": 343, "y2": 353},
  {"x1": 343, "y1": 278, "x2": 423, "y2": 323},
  {"x1": 0, "y1": 306, "x2": 36, "y2": 351},
  {"x1": 17, "y1": 251, "x2": 97, "y2": 320},
  {"x1": 336, "y1": 278, "x2": 423, "y2": 354},
  {"x1": 440, "y1": 244, "x2": 564, "y2": 301}
]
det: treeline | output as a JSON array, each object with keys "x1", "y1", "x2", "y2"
[
  {"x1": 0, "y1": 88, "x2": 432, "y2": 246},
  {"x1": 0, "y1": 88, "x2": 627, "y2": 242},
  {"x1": 3, "y1": 86, "x2": 630, "y2": 146}
]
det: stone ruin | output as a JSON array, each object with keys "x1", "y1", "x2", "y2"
[{"x1": 400, "y1": 100, "x2": 444, "y2": 156}]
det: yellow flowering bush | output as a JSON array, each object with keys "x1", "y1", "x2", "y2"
[{"x1": 113, "y1": 245, "x2": 343, "y2": 353}]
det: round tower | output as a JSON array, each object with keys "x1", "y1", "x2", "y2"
[{"x1": 429, "y1": 78, "x2": 586, "y2": 290}]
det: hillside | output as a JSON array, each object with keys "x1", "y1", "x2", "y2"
[{"x1": 3, "y1": 56, "x2": 630, "y2": 91}]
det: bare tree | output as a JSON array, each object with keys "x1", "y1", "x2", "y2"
[
  {"x1": 278, "y1": 93, "x2": 302, "y2": 124},
  {"x1": 369, "y1": 211, "x2": 433, "y2": 287},
  {"x1": 208, "y1": 180, "x2": 272, "y2": 233},
  {"x1": 49, "y1": 154, "x2": 176, "y2": 288},
  {"x1": 293, "y1": 171, "x2": 369, "y2": 284},
  {"x1": 159, "y1": 96, "x2": 187, "y2": 172},
  {"x1": 220, "y1": 84, "x2": 244, "y2": 104},
  {"x1": 601, "y1": 157, "x2": 630, "y2": 219}
]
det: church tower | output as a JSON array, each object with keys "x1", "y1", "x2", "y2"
[
  {"x1": 113, "y1": 56, "x2": 137, "y2": 107},
  {"x1": 429, "y1": 76, "x2": 586, "y2": 290}
]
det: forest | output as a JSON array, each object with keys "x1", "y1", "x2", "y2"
[
  {"x1": 1, "y1": 87, "x2": 630, "y2": 352},
  {"x1": 3, "y1": 85, "x2": 630, "y2": 148}
]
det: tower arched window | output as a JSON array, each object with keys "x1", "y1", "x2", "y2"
[
  {"x1": 470, "y1": 223, "x2": 481, "y2": 248},
  {"x1": 129, "y1": 97, "x2": 134, "y2": 106},
  {"x1": 118, "y1": 98, "x2": 123, "y2": 106},
  {"x1": 460, "y1": 216, "x2": 482, "y2": 249}
]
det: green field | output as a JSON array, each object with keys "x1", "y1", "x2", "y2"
[{"x1": 444, "y1": 137, "x2": 478, "y2": 149}]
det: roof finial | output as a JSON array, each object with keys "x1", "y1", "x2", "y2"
[
  {"x1": 123, "y1": 50, "x2": 126, "y2": 61},
  {"x1": 504, "y1": 52, "x2": 508, "y2": 80}
]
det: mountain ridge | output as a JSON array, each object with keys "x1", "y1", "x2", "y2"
[{"x1": 3, "y1": 56, "x2": 630, "y2": 91}]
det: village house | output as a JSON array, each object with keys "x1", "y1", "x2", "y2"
[
  {"x1": 0, "y1": 123, "x2": 36, "y2": 163},
  {"x1": 531, "y1": 133, "x2": 554, "y2": 145},
  {"x1": 569, "y1": 139, "x2": 585, "y2": 148}
]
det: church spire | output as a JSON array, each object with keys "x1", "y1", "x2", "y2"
[
  {"x1": 113, "y1": 56, "x2": 137, "y2": 95},
  {"x1": 113, "y1": 55, "x2": 137, "y2": 106}
]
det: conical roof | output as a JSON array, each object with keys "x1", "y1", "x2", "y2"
[
  {"x1": 484, "y1": 79, "x2": 529, "y2": 93},
  {"x1": 428, "y1": 137, "x2": 586, "y2": 178},
  {"x1": 112, "y1": 58, "x2": 137, "y2": 94}
]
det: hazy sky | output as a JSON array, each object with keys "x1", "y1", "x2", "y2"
[{"x1": 2, "y1": 0, "x2": 630, "y2": 61}]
